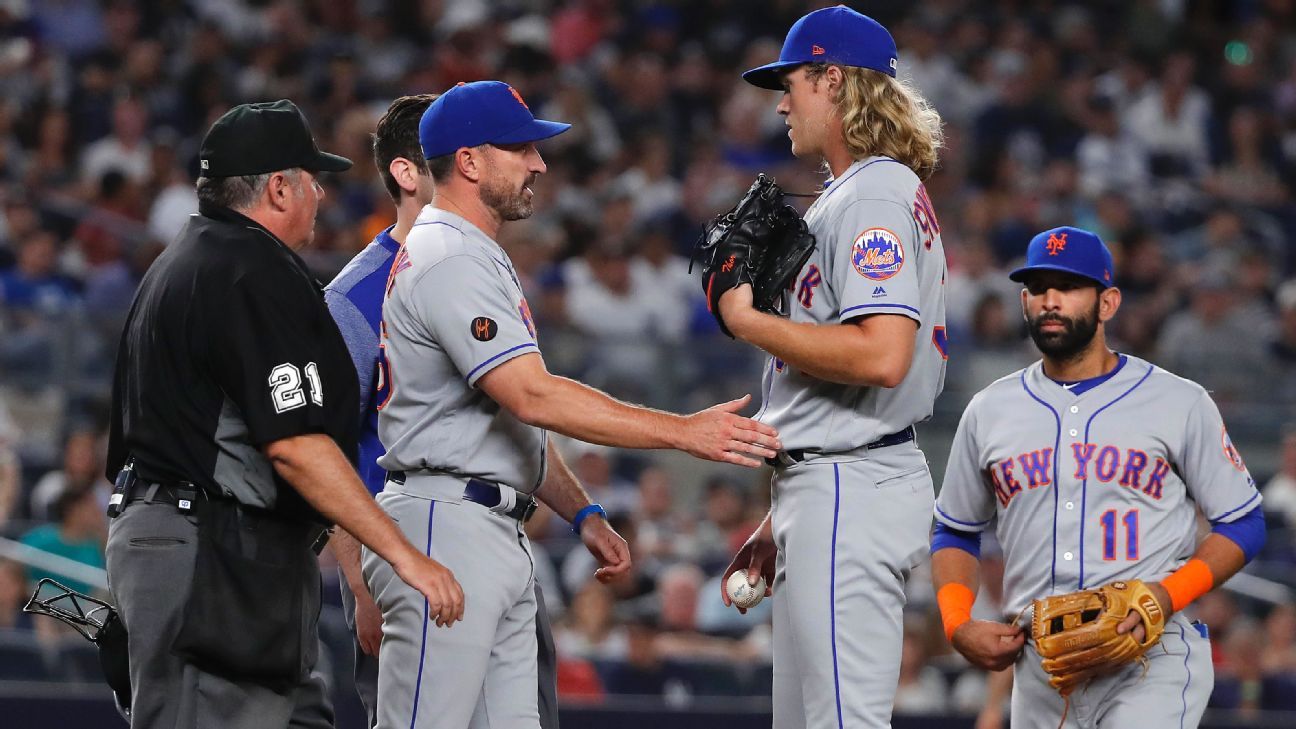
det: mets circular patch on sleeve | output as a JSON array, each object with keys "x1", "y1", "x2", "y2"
[{"x1": 851, "y1": 227, "x2": 904, "y2": 281}]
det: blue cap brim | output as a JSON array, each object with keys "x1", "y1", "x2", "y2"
[
  {"x1": 742, "y1": 60, "x2": 804, "y2": 90},
  {"x1": 492, "y1": 119, "x2": 572, "y2": 146},
  {"x1": 1009, "y1": 264, "x2": 1111, "y2": 289}
]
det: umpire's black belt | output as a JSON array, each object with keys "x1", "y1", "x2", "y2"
[
  {"x1": 118, "y1": 479, "x2": 331, "y2": 554},
  {"x1": 765, "y1": 425, "x2": 916, "y2": 468},
  {"x1": 388, "y1": 472, "x2": 538, "y2": 522}
]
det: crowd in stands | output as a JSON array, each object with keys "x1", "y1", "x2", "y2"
[{"x1": 0, "y1": 0, "x2": 1295, "y2": 722}]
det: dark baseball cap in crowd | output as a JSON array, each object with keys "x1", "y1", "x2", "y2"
[
  {"x1": 199, "y1": 99, "x2": 352, "y2": 178},
  {"x1": 1010, "y1": 226, "x2": 1116, "y2": 289},
  {"x1": 419, "y1": 80, "x2": 571, "y2": 159},
  {"x1": 742, "y1": 6, "x2": 898, "y2": 90}
]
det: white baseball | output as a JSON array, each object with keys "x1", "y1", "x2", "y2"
[{"x1": 726, "y1": 570, "x2": 767, "y2": 609}]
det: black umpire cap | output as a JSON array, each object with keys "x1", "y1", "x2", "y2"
[{"x1": 199, "y1": 99, "x2": 352, "y2": 178}]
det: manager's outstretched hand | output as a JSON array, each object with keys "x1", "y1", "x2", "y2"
[{"x1": 681, "y1": 394, "x2": 781, "y2": 468}]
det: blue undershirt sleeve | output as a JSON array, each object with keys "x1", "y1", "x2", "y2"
[
  {"x1": 1210, "y1": 506, "x2": 1266, "y2": 562},
  {"x1": 931, "y1": 522, "x2": 982, "y2": 558}
]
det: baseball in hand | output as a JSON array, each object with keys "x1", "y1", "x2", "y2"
[{"x1": 727, "y1": 570, "x2": 767, "y2": 609}]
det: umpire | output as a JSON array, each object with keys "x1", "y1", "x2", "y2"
[{"x1": 105, "y1": 99, "x2": 463, "y2": 729}]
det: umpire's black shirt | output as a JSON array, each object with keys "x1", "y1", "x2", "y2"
[{"x1": 107, "y1": 200, "x2": 358, "y2": 523}]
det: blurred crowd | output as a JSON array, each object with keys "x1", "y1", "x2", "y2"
[{"x1": 1, "y1": 0, "x2": 1296, "y2": 722}]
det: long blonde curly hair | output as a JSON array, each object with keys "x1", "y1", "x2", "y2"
[{"x1": 805, "y1": 63, "x2": 944, "y2": 180}]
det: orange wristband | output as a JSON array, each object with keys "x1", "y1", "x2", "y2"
[
  {"x1": 1161, "y1": 558, "x2": 1214, "y2": 612},
  {"x1": 938, "y1": 583, "x2": 976, "y2": 641}
]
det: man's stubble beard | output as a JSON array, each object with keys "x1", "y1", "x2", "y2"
[{"x1": 480, "y1": 169, "x2": 534, "y2": 222}]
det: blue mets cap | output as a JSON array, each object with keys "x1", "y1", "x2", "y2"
[
  {"x1": 419, "y1": 81, "x2": 571, "y2": 159},
  {"x1": 742, "y1": 6, "x2": 898, "y2": 90},
  {"x1": 1009, "y1": 226, "x2": 1116, "y2": 289}
]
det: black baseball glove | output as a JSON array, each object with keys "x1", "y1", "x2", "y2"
[{"x1": 692, "y1": 174, "x2": 816, "y2": 337}]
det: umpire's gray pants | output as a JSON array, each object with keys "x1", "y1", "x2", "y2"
[
  {"x1": 340, "y1": 574, "x2": 560, "y2": 729},
  {"x1": 107, "y1": 500, "x2": 332, "y2": 729}
]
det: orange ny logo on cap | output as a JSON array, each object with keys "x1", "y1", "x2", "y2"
[
  {"x1": 1046, "y1": 232, "x2": 1068, "y2": 256},
  {"x1": 508, "y1": 86, "x2": 529, "y2": 110},
  {"x1": 811, "y1": 44, "x2": 826, "y2": 56}
]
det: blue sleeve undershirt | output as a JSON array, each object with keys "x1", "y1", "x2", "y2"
[
  {"x1": 931, "y1": 522, "x2": 982, "y2": 558},
  {"x1": 1210, "y1": 506, "x2": 1265, "y2": 562}
]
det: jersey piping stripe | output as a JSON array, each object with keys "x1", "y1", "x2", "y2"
[
  {"x1": 1020, "y1": 370, "x2": 1062, "y2": 591},
  {"x1": 830, "y1": 463, "x2": 845, "y2": 729},
  {"x1": 1078, "y1": 363, "x2": 1154, "y2": 588},
  {"x1": 754, "y1": 357, "x2": 776, "y2": 422},
  {"x1": 935, "y1": 504, "x2": 992, "y2": 528},
  {"x1": 408, "y1": 499, "x2": 436, "y2": 729},
  {"x1": 839, "y1": 303, "x2": 920, "y2": 318},
  {"x1": 1177, "y1": 623, "x2": 1191, "y2": 729},
  {"x1": 1213, "y1": 491, "x2": 1261, "y2": 522},
  {"x1": 465, "y1": 342, "x2": 539, "y2": 382}
]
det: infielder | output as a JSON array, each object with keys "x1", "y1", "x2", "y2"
[
  {"x1": 932, "y1": 226, "x2": 1265, "y2": 728},
  {"x1": 366, "y1": 80, "x2": 781, "y2": 729},
  {"x1": 325, "y1": 94, "x2": 563, "y2": 729},
  {"x1": 716, "y1": 8, "x2": 949, "y2": 728}
]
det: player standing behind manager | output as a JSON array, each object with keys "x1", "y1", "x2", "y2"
[
  {"x1": 366, "y1": 80, "x2": 782, "y2": 729},
  {"x1": 713, "y1": 8, "x2": 948, "y2": 729},
  {"x1": 932, "y1": 227, "x2": 1265, "y2": 728},
  {"x1": 324, "y1": 94, "x2": 565, "y2": 729}
]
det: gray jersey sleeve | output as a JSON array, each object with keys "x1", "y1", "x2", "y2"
[
  {"x1": 934, "y1": 396, "x2": 996, "y2": 532},
  {"x1": 830, "y1": 198, "x2": 923, "y2": 324},
  {"x1": 410, "y1": 254, "x2": 539, "y2": 387},
  {"x1": 1178, "y1": 389, "x2": 1262, "y2": 522}
]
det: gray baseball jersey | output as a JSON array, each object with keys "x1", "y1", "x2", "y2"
[
  {"x1": 760, "y1": 156, "x2": 946, "y2": 729},
  {"x1": 368, "y1": 205, "x2": 547, "y2": 729},
  {"x1": 757, "y1": 156, "x2": 948, "y2": 451},
  {"x1": 377, "y1": 206, "x2": 547, "y2": 493},
  {"x1": 935, "y1": 355, "x2": 1260, "y2": 617},
  {"x1": 935, "y1": 355, "x2": 1261, "y2": 729}
]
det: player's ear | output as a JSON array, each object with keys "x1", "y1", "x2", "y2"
[
  {"x1": 389, "y1": 158, "x2": 419, "y2": 196},
  {"x1": 455, "y1": 147, "x2": 482, "y2": 183},
  {"x1": 824, "y1": 65, "x2": 844, "y2": 92},
  {"x1": 1098, "y1": 286, "x2": 1121, "y2": 322},
  {"x1": 1020, "y1": 287, "x2": 1030, "y2": 322}
]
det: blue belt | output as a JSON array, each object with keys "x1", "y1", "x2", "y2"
[
  {"x1": 766, "y1": 425, "x2": 916, "y2": 467},
  {"x1": 387, "y1": 472, "x2": 538, "y2": 522}
]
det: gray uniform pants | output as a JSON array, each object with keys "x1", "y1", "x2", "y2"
[
  {"x1": 363, "y1": 489, "x2": 539, "y2": 729},
  {"x1": 340, "y1": 570, "x2": 561, "y2": 729},
  {"x1": 770, "y1": 444, "x2": 934, "y2": 729},
  {"x1": 1011, "y1": 614, "x2": 1213, "y2": 729},
  {"x1": 106, "y1": 499, "x2": 333, "y2": 729}
]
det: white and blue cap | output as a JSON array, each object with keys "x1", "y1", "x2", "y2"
[
  {"x1": 1010, "y1": 226, "x2": 1116, "y2": 289},
  {"x1": 419, "y1": 80, "x2": 571, "y2": 159},
  {"x1": 742, "y1": 6, "x2": 899, "y2": 90}
]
